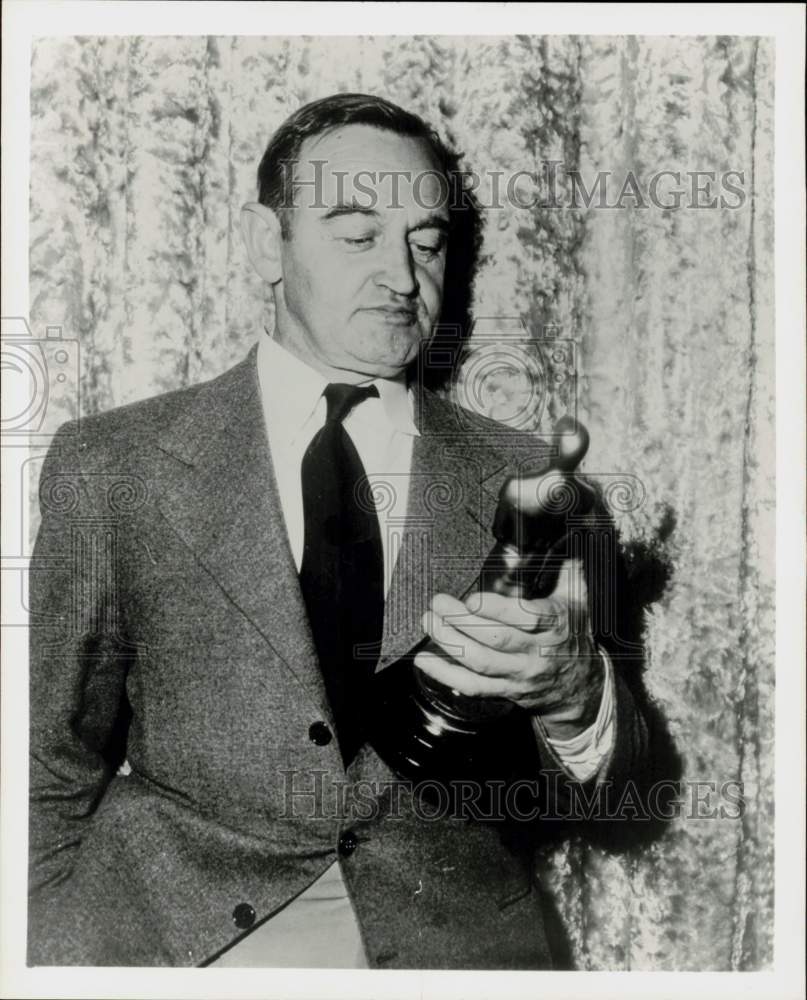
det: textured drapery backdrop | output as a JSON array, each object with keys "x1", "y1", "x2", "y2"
[{"x1": 29, "y1": 35, "x2": 774, "y2": 971}]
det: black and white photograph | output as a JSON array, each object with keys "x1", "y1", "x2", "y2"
[{"x1": 1, "y1": 4, "x2": 804, "y2": 999}]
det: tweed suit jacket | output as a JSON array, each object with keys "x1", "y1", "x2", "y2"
[{"x1": 28, "y1": 345, "x2": 653, "y2": 968}]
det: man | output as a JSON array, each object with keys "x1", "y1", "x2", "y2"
[{"x1": 28, "y1": 93, "x2": 653, "y2": 969}]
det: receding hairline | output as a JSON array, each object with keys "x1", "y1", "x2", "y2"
[
  {"x1": 257, "y1": 94, "x2": 460, "y2": 237},
  {"x1": 289, "y1": 123, "x2": 447, "y2": 183}
]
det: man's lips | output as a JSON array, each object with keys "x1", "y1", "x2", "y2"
[{"x1": 361, "y1": 305, "x2": 418, "y2": 324}]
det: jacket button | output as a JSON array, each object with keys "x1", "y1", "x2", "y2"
[
  {"x1": 338, "y1": 830, "x2": 358, "y2": 857},
  {"x1": 308, "y1": 721, "x2": 332, "y2": 746},
  {"x1": 232, "y1": 903, "x2": 256, "y2": 929}
]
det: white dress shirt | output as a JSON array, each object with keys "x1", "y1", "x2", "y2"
[
  {"x1": 211, "y1": 332, "x2": 615, "y2": 967},
  {"x1": 258, "y1": 331, "x2": 418, "y2": 595}
]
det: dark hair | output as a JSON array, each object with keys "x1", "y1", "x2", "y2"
[{"x1": 257, "y1": 92, "x2": 460, "y2": 237}]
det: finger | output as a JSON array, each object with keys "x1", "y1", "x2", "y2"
[
  {"x1": 465, "y1": 591, "x2": 566, "y2": 634},
  {"x1": 421, "y1": 611, "x2": 518, "y2": 676},
  {"x1": 413, "y1": 650, "x2": 512, "y2": 699},
  {"x1": 427, "y1": 594, "x2": 532, "y2": 653}
]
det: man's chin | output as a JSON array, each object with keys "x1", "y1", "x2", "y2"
[
  {"x1": 347, "y1": 330, "x2": 426, "y2": 378},
  {"x1": 345, "y1": 356, "x2": 415, "y2": 381}
]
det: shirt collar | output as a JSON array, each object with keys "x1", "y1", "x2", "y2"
[{"x1": 256, "y1": 330, "x2": 419, "y2": 442}]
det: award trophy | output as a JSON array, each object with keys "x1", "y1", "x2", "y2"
[{"x1": 369, "y1": 416, "x2": 598, "y2": 786}]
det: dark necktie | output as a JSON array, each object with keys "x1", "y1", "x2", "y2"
[{"x1": 299, "y1": 383, "x2": 384, "y2": 767}]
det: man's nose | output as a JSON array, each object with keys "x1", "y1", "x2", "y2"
[{"x1": 374, "y1": 242, "x2": 419, "y2": 298}]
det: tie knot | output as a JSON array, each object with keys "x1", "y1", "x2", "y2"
[{"x1": 323, "y1": 382, "x2": 379, "y2": 424}]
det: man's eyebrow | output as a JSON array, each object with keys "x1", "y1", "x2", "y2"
[
  {"x1": 320, "y1": 204, "x2": 452, "y2": 234},
  {"x1": 408, "y1": 215, "x2": 450, "y2": 235},
  {"x1": 321, "y1": 202, "x2": 380, "y2": 222}
]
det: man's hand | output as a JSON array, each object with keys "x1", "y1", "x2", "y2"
[{"x1": 414, "y1": 559, "x2": 605, "y2": 741}]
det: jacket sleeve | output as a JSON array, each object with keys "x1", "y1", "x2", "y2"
[
  {"x1": 28, "y1": 422, "x2": 132, "y2": 902},
  {"x1": 525, "y1": 481, "x2": 680, "y2": 845}
]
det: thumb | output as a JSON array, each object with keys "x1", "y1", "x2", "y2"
[{"x1": 552, "y1": 557, "x2": 589, "y2": 611}]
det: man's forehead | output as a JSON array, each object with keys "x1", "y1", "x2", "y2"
[
  {"x1": 290, "y1": 123, "x2": 449, "y2": 214},
  {"x1": 302, "y1": 124, "x2": 440, "y2": 173}
]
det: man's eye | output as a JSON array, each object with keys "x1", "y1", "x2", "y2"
[
  {"x1": 340, "y1": 234, "x2": 377, "y2": 249},
  {"x1": 410, "y1": 239, "x2": 445, "y2": 261}
]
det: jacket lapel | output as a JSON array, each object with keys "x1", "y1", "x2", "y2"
[
  {"x1": 377, "y1": 389, "x2": 510, "y2": 670},
  {"x1": 153, "y1": 349, "x2": 551, "y2": 698},
  {"x1": 154, "y1": 348, "x2": 331, "y2": 718}
]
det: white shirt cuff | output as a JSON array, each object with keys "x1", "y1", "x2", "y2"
[{"x1": 532, "y1": 647, "x2": 616, "y2": 782}]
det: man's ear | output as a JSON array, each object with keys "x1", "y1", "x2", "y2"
[{"x1": 240, "y1": 202, "x2": 284, "y2": 284}]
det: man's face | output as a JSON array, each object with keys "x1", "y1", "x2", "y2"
[{"x1": 274, "y1": 124, "x2": 449, "y2": 380}]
